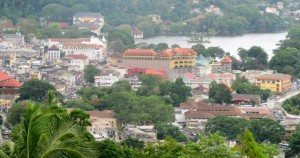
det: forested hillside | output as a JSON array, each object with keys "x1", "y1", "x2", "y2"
[{"x1": 0, "y1": 0, "x2": 288, "y2": 36}]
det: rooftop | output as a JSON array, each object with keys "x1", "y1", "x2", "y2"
[
  {"x1": 74, "y1": 12, "x2": 103, "y2": 18},
  {"x1": 124, "y1": 49, "x2": 157, "y2": 56},
  {"x1": 86, "y1": 110, "x2": 115, "y2": 118},
  {"x1": 65, "y1": 54, "x2": 88, "y2": 60},
  {"x1": 256, "y1": 73, "x2": 291, "y2": 80}
]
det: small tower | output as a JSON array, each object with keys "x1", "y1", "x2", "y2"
[{"x1": 220, "y1": 56, "x2": 232, "y2": 72}]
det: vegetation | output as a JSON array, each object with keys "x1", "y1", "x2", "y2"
[
  {"x1": 0, "y1": 102, "x2": 96, "y2": 158},
  {"x1": 83, "y1": 64, "x2": 99, "y2": 84},
  {"x1": 0, "y1": 0, "x2": 288, "y2": 39},
  {"x1": 282, "y1": 94, "x2": 300, "y2": 115},
  {"x1": 238, "y1": 46, "x2": 268, "y2": 70},
  {"x1": 232, "y1": 77, "x2": 271, "y2": 101},
  {"x1": 208, "y1": 81, "x2": 232, "y2": 104},
  {"x1": 286, "y1": 124, "x2": 300, "y2": 157},
  {"x1": 155, "y1": 123, "x2": 188, "y2": 142},
  {"x1": 17, "y1": 79, "x2": 62, "y2": 102},
  {"x1": 205, "y1": 116, "x2": 285, "y2": 144},
  {"x1": 269, "y1": 27, "x2": 300, "y2": 77},
  {"x1": 7, "y1": 102, "x2": 28, "y2": 125},
  {"x1": 0, "y1": 115, "x2": 2, "y2": 126}
]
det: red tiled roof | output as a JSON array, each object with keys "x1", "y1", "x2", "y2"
[
  {"x1": 50, "y1": 38, "x2": 89, "y2": 43},
  {"x1": 132, "y1": 27, "x2": 143, "y2": 34},
  {"x1": 158, "y1": 50, "x2": 173, "y2": 57},
  {"x1": 65, "y1": 54, "x2": 88, "y2": 60},
  {"x1": 220, "y1": 56, "x2": 233, "y2": 63},
  {"x1": 124, "y1": 49, "x2": 157, "y2": 56},
  {"x1": 0, "y1": 78, "x2": 22, "y2": 87},
  {"x1": 179, "y1": 101, "x2": 210, "y2": 109},
  {"x1": 239, "y1": 107, "x2": 270, "y2": 115},
  {"x1": 185, "y1": 110, "x2": 215, "y2": 119},
  {"x1": 0, "y1": 71, "x2": 11, "y2": 81},
  {"x1": 145, "y1": 69, "x2": 165, "y2": 75},
  {"x1": 181, "y1": 73, "x2": 196, "y2": 80},
  {"x1": 86, "y1": 110, "x2": 115, "y2": 118},
  {"x1": 62, "y1": 44, "x2": 101, "y2": 49},
  {"x1": 172, "y1": 48, "x2": 197, "y2": 56},
  {"x1": 49, "y1": 45, "x2": 59, "y2": 50}
]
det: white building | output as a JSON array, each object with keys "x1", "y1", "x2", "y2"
[
  {"x1": 73, "y1": 12, "x2": 104, "y2": 35},
  {"x1": 265, "y1": 7, "x2": 280, "y2": 16},
  {"x1": 65, "y1": 54, "x2": 89, "y2": 71},
  {"x1": 94, "y1": 70, "x2": 120, "y2": 87},
  {"x1": 47, "y1": 36, "x2": 106, "y2": 61},
  {"x1": 47, "y1": 45, "x2": 60, "y2": 61},
  {"x1": 62, "y1": 44, "x2": 103, "y2": 61}
]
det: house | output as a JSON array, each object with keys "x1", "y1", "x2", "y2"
[
  {"x1": 255, "y1": 73, "x2": 292, "y2": 93},
  {"x1": 239, "y1": 107, "x2": 272, "y2": 120},
  {"x1": 231, "y1": 94, "x2": 261, "y2": 105},
  {"x1": 211, "y1": 56, "x2": 232, "y2": 73},
  {"x1": 195, "y1": 54, "x2": 210, "y2": 67},
  {"x1": 131, "y1": 27, "x2": 144, "y2": 39},
  {"x1": 67, "y1": 109, "x2": 119, "y2": 141},
  {"x1": 65, "y1": 54, "x2": 89, "y2": 71},
  {"x1": 277, "y1": 2, "x2": 284, "y2": 9},
  {"x1": 46, "y1": 45, "x2": 60, "y2": 61},
  {"x1": 106, "y1": 53, "x2": 123, "y2": 66},
  {"x1": 94, "y1": 69, "x2": 121, "y2": 87},
  {"x1": 265, "y1": 7, "x2": 280, "y2": 16},
  {"x1": 0, "y1": 71, "x2": 22, "y2": 95},
  {"x1": 123, "y1": 125, "x2": 157, "y2": 142},
  {"x1": 62, "y1": 44, "x2": 104, "y2": 61},
  {"x1": 2, "y1": 33, "x2": 25, "y2": 48},
  {"x1": 120, "y1": 48, "x2": 197, "y2": 80},
  {"x1": 73, "y1": 12, "x2": 104, "y2": 35},
  {"x1": 149, "y1": 14, "x2": 161, "y2": 23}
]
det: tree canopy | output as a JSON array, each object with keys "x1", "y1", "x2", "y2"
[{"x1": 17, "y1": 79, "x2": 62, "y2": 102}]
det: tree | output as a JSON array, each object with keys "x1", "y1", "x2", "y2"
[
  {"x1": 237, "y1": 129, "x2": 265, "y2": 158},
  {"x1": 155, "y1": 123, "x2": 188, "y2": 142},
  {"x1": 0, "y1": 115, "x2": 2, "y2": 126},
  {"x1": 120, "y1": 138, "x2": 145, "y2": 150},
  {"x1": 155, "y1": 43, "x2": 169, "y2": 52},
  {"x1": 1, "y1": 102, "x2": 96, "y2": 158},
  {"x1": 249, "y1": 118, "x2": 284, "y2": 144},
  {"x1": 170, "y1": 78, "x2": 191, "y2": 107},
  {"x1": 7, "y1": 102, "x2": 28, "y2": 125},
  {"x1": 111, "y1": 80, "x2": 132, "y2": 92},
  {"x1": 159, "y1": 80, "x2": 173, "y2": 97},
  {"x1": 17, "y1": 79, "x2": 60, "y2": 102},
  {"x1": 84, "y1": 65, "x2": 99, "y2": 84},
  {"x1": 205, "y1": 115, "x2": 249, "y2": 140},
  {"x1": 208, "y1": 81, "x2": 232, "y2": 104},
  {"x1": 192, "y1": 44, "x2": 206, "y2": 56},
  {"x1": 70, "y1": 109, "x2": 92, "y2": 129},
  {"x1": 187, "y1": 132, "x2": 235, "y2": 158},
  {"x1": 286, "y1": 125, "x2": 300, "y2": 157},
  {"x1": 204, "y1": 46, "x2": 225, "y2": 59},
  {"x1": 137, "y1": 74, "x2": 160, "y2": 96},
  {"x1": 236, "y1": 129, "x2": 280, "y2": 158}
]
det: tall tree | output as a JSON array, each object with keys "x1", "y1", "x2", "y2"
[
  {"x1": 170, "y1": 78, "x2": 191, "y2": 107},
  {"x1": 208, "y1": 81, "x2": 232, "y2": 104},
  {"x1": 84, "y1": 65, "x2": 99, "y2": 84},
  {"x1": 17, "y1": 79, "x2": 61, "y2": 102}
]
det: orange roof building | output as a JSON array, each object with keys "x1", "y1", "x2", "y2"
[{"x1": 0, "y1": 71, "x2": 22, "y2": 95}]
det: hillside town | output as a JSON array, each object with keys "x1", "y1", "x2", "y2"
[{"x1": 2, "y1": 0, "x2": 300, "y2": 157}]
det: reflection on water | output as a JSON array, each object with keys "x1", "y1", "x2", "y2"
[{"x1": 136, "y1": 32, "x2": 287, "y2": 59}]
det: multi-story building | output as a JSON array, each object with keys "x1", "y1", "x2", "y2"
[
  {"x1": 73, "y1": 12, "x2": 104, "y2": 35},
  {"x1": 255, "y1": 73, "x2": 292, "y2": 93},
  {"x1": 211, "y1": 56, "x2": 232, "y2": 73},
  {"x1": 47, "y1": 36, "x2": 106, "y2": 61},
  {"x1": 94, "y1": 70, "x2": 120, "y2": 88},
  {"x1": 120, "y1": 48, "x2": 197, "y2": 79},
  {"x1": 47, "y1": 45, "x2": 60, "y2": 61},
  {"x1": 0, "y1": 71, "x2": 22, "y2": 95},
  {"x1": 65, "y1": 54, "x2": 89, "y2": 71}
]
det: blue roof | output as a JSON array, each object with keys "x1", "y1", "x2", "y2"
[{"x1": 196, "y1": 54, "x2": 210, "y2": 66}]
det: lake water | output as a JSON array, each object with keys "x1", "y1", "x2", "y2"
[{"x1": 136, "y1": 32, "x2": 288, "y2": 59}]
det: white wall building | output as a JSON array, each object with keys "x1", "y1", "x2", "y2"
[
  {"x1": 94, "y1": 70, "x2": 120, "y2": 88},
  {"x1": 65, "y1": 54, "x2": 89, "y2": 71},
  {"x1": 47, "y1": 45, "x2": 61, "y2": 61},
  {"x1": 62, "y1": 44, "x2": 104, "y2": 61}
]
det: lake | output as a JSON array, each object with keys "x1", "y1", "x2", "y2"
[{"x1": 135, "y1": 32, "x2": 288, "y2": 59}]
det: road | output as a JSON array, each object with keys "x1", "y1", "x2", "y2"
[{"x1": 267, "y1": 89, "x2": 300, "y2": 109}]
